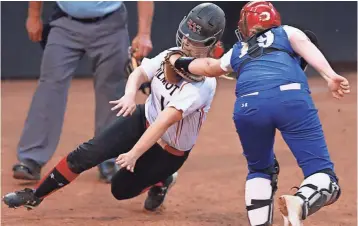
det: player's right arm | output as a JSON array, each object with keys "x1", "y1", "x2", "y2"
[
  {"x1": 110, "y1": 50, "x2": 168, "y2": 116},
  {"x1": 26, "y1": 1, "x2": 43, "y2": 42}
]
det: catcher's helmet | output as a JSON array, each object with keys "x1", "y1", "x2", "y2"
[
  {"x1": 176, "y1": 3, "x2": 226, "y2": 57},
  {"x1": 236, "y1": 1, "x2": 281, "y2": 41}
]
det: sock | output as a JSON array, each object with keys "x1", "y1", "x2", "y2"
[{"x1": 34, "y1": 156, "x2": 79, "y2": 199}]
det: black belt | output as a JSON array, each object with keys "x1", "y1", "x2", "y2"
[{"x1": 62, "y1": 10, "x2": 116, "y2": 23}]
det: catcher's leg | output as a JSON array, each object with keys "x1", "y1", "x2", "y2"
[
  {"x1": 276, "y1": 92, "x2": 341, "y2": 225},
  {"x1": 245, "y1": 158, "x2": 280, "y2": 226},
  {"x1": 278, "y1": 170, "x2": 341, "y2": 226},
  {"x1": 233, "y1": 96, "x2": 278, "y2": 226}
]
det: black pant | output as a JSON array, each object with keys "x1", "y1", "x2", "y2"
[{"x1": 66, "y1": 105, "x2": 190, "y2": 200}]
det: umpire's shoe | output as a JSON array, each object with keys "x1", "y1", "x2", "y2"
[
  {"x1": 144, "y1": 172, "x2": 178, "y2": 211},
  {"x1": 12, "y1": 159, "x2": 41, "y2": 181},
  {"x1": 98, "y1": 161, "x2": 120, "y2": 183},
  {"x1": 2, "y1": 188, "x2": 43, "y2": 210}
]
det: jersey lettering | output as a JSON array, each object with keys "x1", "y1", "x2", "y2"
[{"x1": 154, "y1": 69, "x2": 180, "y2": 96}]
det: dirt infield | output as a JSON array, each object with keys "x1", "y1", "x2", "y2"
[{"x1": 1, "y1": 73, "x2": 357, "y2": 226}]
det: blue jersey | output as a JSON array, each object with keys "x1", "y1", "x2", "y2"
[{"x1": 229, "y1": 26, "x2": 310, "y2": 97}]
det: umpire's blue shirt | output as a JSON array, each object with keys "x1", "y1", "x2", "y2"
[{"x1": 56, "y1": 1, "x2": 122, "y2": 19}]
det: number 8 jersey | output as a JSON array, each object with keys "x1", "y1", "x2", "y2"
[{"x1": 141, "y1": 47, "x2": 217, "y2": 151}]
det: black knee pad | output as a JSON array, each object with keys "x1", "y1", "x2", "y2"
[{"x1": 249, "y1": 157, "x2": 280, "y2": 194}]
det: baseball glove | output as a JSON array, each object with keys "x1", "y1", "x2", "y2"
[
  {"x1": 163, "y1": 50, "x2": 205, "y2": 84},
  {"x1": 124, "y1": 47, "x2": 151, "y2": 95}
]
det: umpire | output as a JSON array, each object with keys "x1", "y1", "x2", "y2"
[{"x1": 13, "y1": 1, "x2": 154, "y2": 183}]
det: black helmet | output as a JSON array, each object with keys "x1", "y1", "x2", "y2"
[{"x1": 176, "y1": 3, "x2": 226, "y2": 57}]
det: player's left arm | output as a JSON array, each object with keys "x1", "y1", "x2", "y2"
[{"x1": 109, "y1": 66, "x2": 149, "y2": 117}]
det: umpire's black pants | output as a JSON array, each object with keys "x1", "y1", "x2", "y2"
[{"x1": 66, "y1": 104, "x2": 190, "y2": 200}]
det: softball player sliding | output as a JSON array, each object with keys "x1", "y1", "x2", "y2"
[
  {"x1": 3, "y1": 3, "x2": 225, "y2": 212},
  {"x1": 166, "y1": 1, "x2": 350, "y2": 225}
]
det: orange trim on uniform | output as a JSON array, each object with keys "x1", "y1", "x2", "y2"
[
  {"x1": 140, "y1": 181, "x2": 164, "y2": 194},
  {"x1": 145, "y1": 120, "x2": 185, "y2": 157},
  {"x1": 165, "y1": 144, "x2": 185, "y2": 156},
  {"x1": 55, "y1": 156, "x2": 78, "y2": 181},
  {"x1": 197, "y1": 107, "x2": 205, "y2": 132},
  {"x1": 180, "y1": 82, "x2": 189, "y2": 91}
]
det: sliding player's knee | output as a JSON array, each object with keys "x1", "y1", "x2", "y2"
[
  {"x1": 111, "y1": 180, "x2": 138, "y2": 200},
  {"x1": 67, "y1": 142, "x2": 102, "y2": 174}
]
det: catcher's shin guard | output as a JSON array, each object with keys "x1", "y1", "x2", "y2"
[
  {"x1": 245, "y1": 160, "x2": 279, "y2": 226},
  {"x1": 294, "y1": 172, "x2": 341, "y2": 220}
]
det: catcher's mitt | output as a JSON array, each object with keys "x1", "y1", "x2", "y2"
[
  {"x1": 124, "y1": 47, "x2": 151, "y2": 95},
  {"x1": 163, "y1": 50, "x2": 205, "y2": 84}
]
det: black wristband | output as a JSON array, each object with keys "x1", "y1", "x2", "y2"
[{"x1": 174, "y1": 57, "x2": 196, "y2": 73}]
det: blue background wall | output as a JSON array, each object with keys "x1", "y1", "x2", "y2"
[{"x1": 1, "y1": 1, "x2": 356, "y2": 79}]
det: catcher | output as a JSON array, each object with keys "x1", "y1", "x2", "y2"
[
  {"x1": 3, "y1": 3, "x2": 225, "y2": 212},
  {"x1": 164, "y1": 1, "x2": 350, "y2": 225}
]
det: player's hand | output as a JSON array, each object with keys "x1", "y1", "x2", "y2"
[
  {"x1": 131, "y1": 33, "x2": 153, "y2": 60},
  {"x1": 327, "y1": 74, "x2": 350, "y2": 99},
  {"x1": 116, "y1": 151, "x2": 138, "y2": 173},
  {"x1": 109, "y1": 95, "x2": 136, "y2": 117},
  {"x1": 26, "y1": 16, "x2": 43, "y2": 42}
]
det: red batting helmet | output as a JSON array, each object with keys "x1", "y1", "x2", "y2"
[{"x1": 237, "y1": 1, "x2": 281, "y2": 40}]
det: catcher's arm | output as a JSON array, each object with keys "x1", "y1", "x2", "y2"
[
  {"x1": 168, "y1": 54, "x2": 228, "y2": 78},
  {"x1": 288, "y1": 28, "x2": 338, "y2": 82},
  {"x1": 188, "y1": 58, "x2": 226, "y2": 77}
]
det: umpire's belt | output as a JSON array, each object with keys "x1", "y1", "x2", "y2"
[
  {"x1": 146, "y1": 120, "x2": 185, "y2": 157},
  {"x1": 56, "y1": 7, "x2": 118, "y2": 23}
]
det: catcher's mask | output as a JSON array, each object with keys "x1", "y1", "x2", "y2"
[
  {"x1": 124, "y1": 47, "x2": 151, "y2": 95},
  {"x1": 176, "y1": 3, "x2": 226, "y2": 58}
]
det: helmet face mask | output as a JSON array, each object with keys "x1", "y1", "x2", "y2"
[
  {"x1": 176, "y1": 17, "x2": 220, "y2": 58},
  {"x1": 175, "y1": 3, "x2": 226, "y2": 58}
]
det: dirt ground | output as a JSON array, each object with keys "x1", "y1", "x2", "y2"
[{"x1": 1, "y1": 73, "x2": 357, "y2": 226}]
